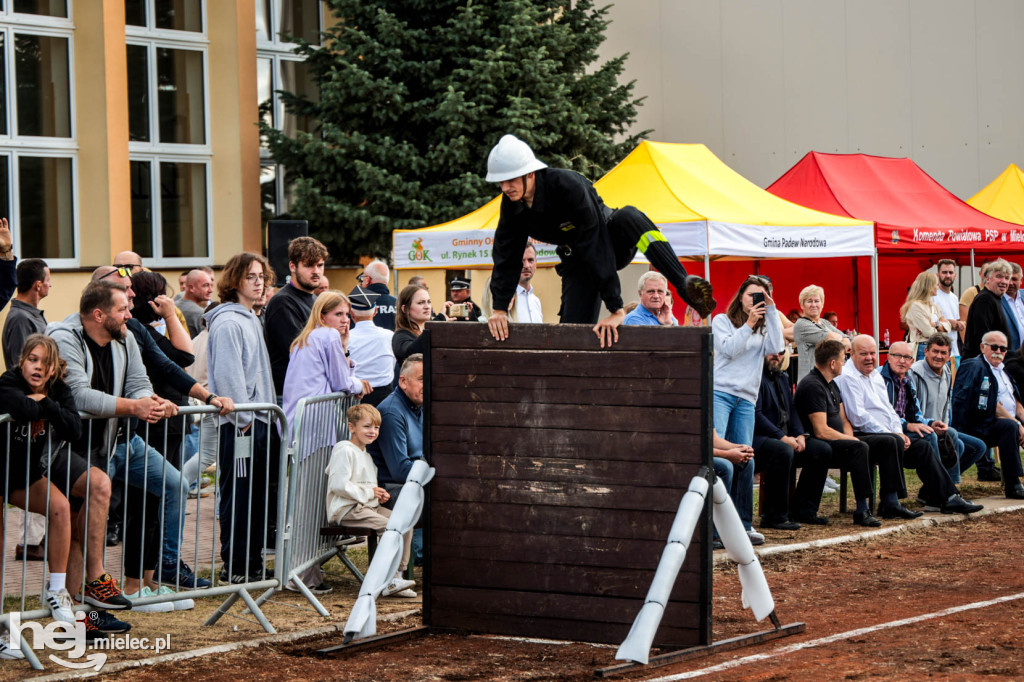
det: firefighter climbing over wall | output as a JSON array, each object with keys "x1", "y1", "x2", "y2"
[{"x1": 483, "y1": 134, "x2": 716, "y2": 347}]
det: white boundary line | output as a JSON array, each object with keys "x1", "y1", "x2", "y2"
[{"x1": 647, "y1": 591, "x2": 1024, "y2": 681}]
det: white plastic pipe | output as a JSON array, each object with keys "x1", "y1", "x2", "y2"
[
  {"x1": 343, "y1": 459, "x2": 436, "y2": 642},
  {"x1": 616, "y1": 474, "x2": 710, "y2": 664},
  {"x1": 711, "y1": 477, "x2": 774, "y2": 622}
]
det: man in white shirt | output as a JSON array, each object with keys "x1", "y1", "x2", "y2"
[
  {"x1": 835, "y1": 335, "x2": 979, "y2": 516},
  {"x1": 348, "y1": 287, "x2": 397, "y2": 408},
  {"x1": 514, "y1": 244, "x2": 543, "y2": 323},
  {"x1": 931, "y1": 259, "x2": 965, "y2": 367}
]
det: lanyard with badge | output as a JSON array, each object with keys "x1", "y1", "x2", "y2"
[{"x1": 234, "y1": 424, "x2": 253, "y2": 478}]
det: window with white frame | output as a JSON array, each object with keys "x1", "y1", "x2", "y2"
[
  {"x1": 125, "y1": 0, "x2": 211, "y2": 264},
  {"x1": 257, "y1": 0, "x2": 321, "y2": 233},
  {"x1": 0, "y1": 3, "x2": 77, "y2": 266}
]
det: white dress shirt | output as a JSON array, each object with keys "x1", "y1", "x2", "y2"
[
  {"x1": 834, "y1": 359, "x2": 902, "y2": 433},
  {"x1": 931, "y1": 289, "x2": 960, "y2": 356},
  {"x1": 986, "y1": 358, "x2": 1017, "y2": 415},
  {"x1": 347, "y1": 321, "x2": 395, "y2": 388},
  {"x1": 514, "y1": 284, "x2": 543, "y2": 323}
]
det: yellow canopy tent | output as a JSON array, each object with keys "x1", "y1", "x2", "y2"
[
  {"x1": 968, "y1": 163, "x2": 1024, "y2": 225},
  {"x1": 392, "y1": 140, "x2": 873, "y2": 270}
]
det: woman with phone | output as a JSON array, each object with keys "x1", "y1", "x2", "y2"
[{"x1": 711, "y1": 276, "x2": 785, "y2": 544}]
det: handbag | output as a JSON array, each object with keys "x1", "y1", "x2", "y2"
[{"x1": 935, "y1": 430, "x2": 958, "y2": 470}]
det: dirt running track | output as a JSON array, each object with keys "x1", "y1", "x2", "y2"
[{"x1": 110, "y1": 510, "x2": 1024, "y2": 680}]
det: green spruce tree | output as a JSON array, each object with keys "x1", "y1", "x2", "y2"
[{"x1": 263, "y1": 0, "x2": 646, "y2": 261}]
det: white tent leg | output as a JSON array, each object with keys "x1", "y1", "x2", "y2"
[
  {"x1": 970, "y1": 248, "x2": 976, "y2": 286},
  {"x1": 871, "y1": 252, "x2": 880, "y2": 343}
]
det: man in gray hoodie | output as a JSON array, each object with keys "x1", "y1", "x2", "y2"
[
  {"x1": 48, "y1": 281, "x2": 181, "y2": 610},
  {"x1": 908, "y1": 332, "x2": 988, "y2": 483},
  {"x1": 206, "y1": 252, "x2": 279, "y2": 583}
]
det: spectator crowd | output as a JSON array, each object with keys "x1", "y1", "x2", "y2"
[{"x1": 1, "y1": 212, "x2": 1022, "y2": 656}]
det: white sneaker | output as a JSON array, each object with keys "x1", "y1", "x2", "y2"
[
  {"x1": 0, "y1": 633, "x2": 24, "y2": 660},
  {"x1": 822, "y1": 483, "x2": 837, "y2": 495},
  {"x1": 123, "y1": 587, "x2": 174, "y2": 612},
  {"x1": 824, "y1": 475, "x2": 841, "y2": 490},
  {"x1": 382, "y1": 577, "x2": 417, "y2": 598},
  {"x1": 150, "y1": 585, "x2": 195, "y2": 610},
  {"x1": 746, "y1": 530, "x2": 765, "y2": 546},
  {"x1": 44, "y1": 587, "x2": 77, "y2": 624}
]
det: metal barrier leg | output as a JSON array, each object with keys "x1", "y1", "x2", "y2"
[
  {"x1": 238, "y1": 589, "x2": 276, "y2": 634},
  {"x1": 204, "y1": 592, "x2": 241, "y2": 627},
  {"x1": 286, "y1": 572, "x2": 330, "y2": 617},
  {"x1": 337, "y1": 548, "x2": 366, "y2": 583}
]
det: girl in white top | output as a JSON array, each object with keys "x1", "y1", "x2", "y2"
[{"x1": 901, "y1": 272, "x2": 950, "y2": 361}]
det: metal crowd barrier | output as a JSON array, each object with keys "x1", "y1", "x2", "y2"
[
  {"x1": 0, "y1": 403, "x2": 290, "y2": 670},
  {"x1": 253, "y1": 392, "x2": 360, "y2": 616}
]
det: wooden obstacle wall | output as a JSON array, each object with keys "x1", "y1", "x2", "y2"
[{"x1": 424, "y1": 323, "x2": 712, "y2": 647}]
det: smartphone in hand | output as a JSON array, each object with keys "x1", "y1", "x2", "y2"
[{"x1": 751, "y1": 291, "x2": 766, "y2": 306}]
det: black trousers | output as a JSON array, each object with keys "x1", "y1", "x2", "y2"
[
  {"x1": 217, "y1": 420, "x2": 280, "y2": 574},
  {"x1": 903, "y1": 435, "x2": 957, "y2": 505},
  {"x1": 557, "y1": 205, "x2": 691, "y2": 324},
  {"x1": 965, "y1": 418, "x2": 1023, "y2": 481},
  {"x1": 854, "y1": 432, "x2": 907, "y2": 499},
  {"x1": 361, "y1": 385, "x2": 393, "y2": 408},
  {"x1": 122, "y1": 487, "x2": 161, "y2": 580},
  {"x1": 754, "y1": 436, "x2": 831, "y2": 522},
  {"x1": 810, "y1": 437, "x2": 874, "y2": 504}
]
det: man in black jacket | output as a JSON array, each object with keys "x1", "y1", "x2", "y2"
[
  {"x1": 754, "y1": 353, "x2": 832, "y2": 529},
  {"x1": 483, "y1": 135, "x2": 714, "y2": 347},
  {"x1": 361, "y1": 259, "x2": 397, "y2": 330},
  {"x1": 963, "y1": 259, "x2": 1012, "y2": 360},
  {"x1": 264, "y1": 237, "x2": 328, "y2": 396}
]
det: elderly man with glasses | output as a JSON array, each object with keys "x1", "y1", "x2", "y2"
[{"x1": 952, "y1": 330, "x2": 1024, "y2": 499}]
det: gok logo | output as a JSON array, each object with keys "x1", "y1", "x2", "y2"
[{"x1": 408, "y1": 237, "x2": 432, "y2": 262}]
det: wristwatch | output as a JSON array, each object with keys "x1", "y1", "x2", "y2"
[{"x1": 204, "y1": 393, "x2": 219, "y2": 405}]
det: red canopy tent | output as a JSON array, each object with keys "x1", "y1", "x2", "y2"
[{"x1": 764, "y1": 152, "x2": 1024, "y2": 337}]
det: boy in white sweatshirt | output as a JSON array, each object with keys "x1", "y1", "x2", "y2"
[{"x1": 326, "y1": 404, "x2": 416, "y2": 597}]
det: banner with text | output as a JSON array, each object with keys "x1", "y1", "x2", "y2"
[
  {"x1": 707, "y1": 222, "x2": 875, "y2": 259},
  {"x1": 392, "y1": 221, "x2": 709, "y2": 269}
]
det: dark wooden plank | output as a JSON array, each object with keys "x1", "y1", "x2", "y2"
[
  {"x1": 430, "y1": 401, "x2": 702, "y2": 435},
  {"x1": 431, "y1": 478, "x2": 696, "y2": 512},
  {"x1": 428, "y1": 529, "x2": 708, "y2": 571},
  {"x1": 431, "y1": 500, "x2": 700, "y2": 541},
  {"x1": 430, "y1": 348, "x2": 695, "y2": 380},
  {"x1": 430, "y1": 454, "x2": 703, "y2": 489},
  {"x1": 429, "y1": 586, "x2": 701, "y2": 628},
  {"x1": 425, "y1": 320, "x2": 708, "y2": 353},
  {"x1": 429, "y1": 557, "x2": 702, "y2": 598},
  {"x1": 427, "y1": 608, "x2": 701, "y2": 647},
  {"x1": 433, "y1": 372, "x2": 702, "y2": 396},
  {"x1": 432, "y1": 426, "x2": 701, "y2": 463},
  {"x1": 433, "y1": 384, "x2": 701, "y2": 409}
]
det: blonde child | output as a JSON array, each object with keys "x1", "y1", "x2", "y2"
[{"x1": 326, "y1": 404, "x2": 416, "y2": 598}]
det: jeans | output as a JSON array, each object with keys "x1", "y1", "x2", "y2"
[
  {"x1": 108, "y1": 434, "x2": 184, "y2": 568},
  {"x1": 713, "y1": 391, "x2": 756, "y2": 529},
  {"x1": 947, "y1": 427, "x2": 987, "y2": 484}
]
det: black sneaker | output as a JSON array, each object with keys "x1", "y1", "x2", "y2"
[
  {"x1": 793, "y1": 513, "x2": 829, "y2": 526},
  {"x1": 941, "y1": 495, "x2": 983, "y2": 514},
  {"x1": 219, "y1": 567, "x2": 265, "y2": 585},
  {"x1": 977, "y1": 467, "x2": 1002, "y2": 482},
  {"x1": 158, "y1": 560, "x2": 211, "y2": 589},
  {"x1": 88, "y1": 610, "x2": 132, "y2": 635},
  {"x1": 877, "y1": 503, "x2": 924, "y2": 520},
  {"x1": 81, "y1": 573, "x2": 132, "y2": 610}
]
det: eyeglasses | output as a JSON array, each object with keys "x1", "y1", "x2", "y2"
[
  {"x1": 245, "y1": 273, "x2": 267, "y2": 282},
  {"x1": 986, "y1": 343, "x2": 1009, "y2": 352},
  {"x1": 98, "y1": 267, "x2": 132, "y2": 281},
  {"x1": 356, "y1": 273, "x2": 367, "y2": 284},
  {"x1": 888, "y1": 353, "x2": 914, "y2": 361}
]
